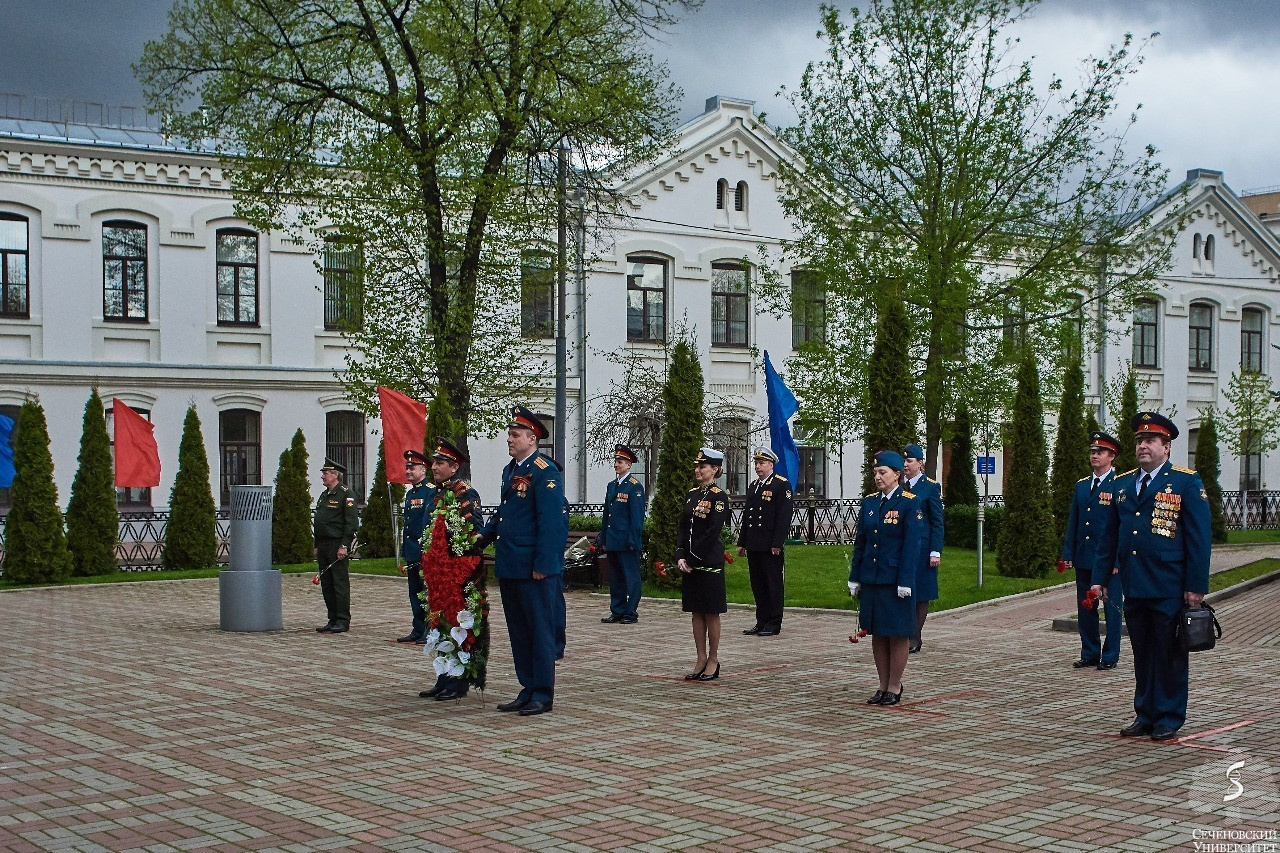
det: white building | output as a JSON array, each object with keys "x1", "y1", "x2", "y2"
[{"x1": 2, "y1": 96, "x2": 1279, "y2": 517}]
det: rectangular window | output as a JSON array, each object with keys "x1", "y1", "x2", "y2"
[
  {"x1": 326, "y1": 411, "x2": 366, "y2": 502},
  {"x1": 520, "y1": 252, "x2": 555, "y2": 339},
  {"x1": 323, "y1": 236, "x2": 363, "y2": 331},
  {"x1": 536, "y1": 415, "x2": 557, "y2": 461},
  {"x1": 1242, "y1": 308, "x2": 1264, "y2": 373},
  {"x1": 791, "y1": 269, "x2": 826, "y2": 346},
  {"x1": 216, "y1": 229, "x2": 259, "y2": 325},
  {"x1": 1133, "y1": 300, "x2": 1159, "y2": 368},
  {"x1": 0, "y1": 214, "x2": 29, "y2": 318},
  {"x1": 797, "y1": 446, "x2": 827, "y2": 500},
  {"x1": 103, "y1": 221, "x2": 148, "y2": 321},
  {"x1": 219, "y1": 409, "x2": 261, "y2": 506},
  {"x1": 1186, "y1": 428, "x2": 1198, "y2": 472},
  {"x1": 626, "y1": 257, "x2": 666, "y2": 342},
  {"x1": 628, "y1": 416, "x2": 659, "y2": 494},
  {"x1": 711, "y1": 262, "x2": 749, "y2": 347},
  {"x1": 712, "y1": 417, "x2": 749, "y2": 495},
  {"x1": 1188, "y1": 303, "x2": 1213, "y2": 371},
  {"x1": 106, "y1": 405, "x2": 153, "y2": 509}
]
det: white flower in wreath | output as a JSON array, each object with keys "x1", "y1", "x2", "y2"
[
  {"x1": 425, "y1": 628, "x2": 442, "y2": 647},
  {"x1": 450, "y1": 625, "x2": 468, "y2": 645},
  {"x1": 457, "y1": 650, "x2": 471, "y2": 664},
  {"x1": 437, "y1": 640, "x2": 455, "y2": 654},
  {"x1": 447, "y1": 661, "x2": 465, "y2": 677},
  {"x1": 422, "y1": 643, "x2": 436, "y2": 659},
  {"x1": 432, "y1": 656, "x2": 450, "y2": 675},
  {"x1": 456, "y1": 610, "x2": 475, "y2": 630}
]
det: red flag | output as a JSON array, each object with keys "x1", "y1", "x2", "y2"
[
  {"x1": 378, "y1": 386, "x2": 426, "y2": 485},
  {"x1": 113, "y1": 399, "x2": 161, "y2": 487}
]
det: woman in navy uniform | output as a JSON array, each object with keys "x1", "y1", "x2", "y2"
[
  {"x1": 601, "y1": 444, "x2": 647, "y2": 624},
  {"x1": 1093, "y1": 412, "x2": 1210, "y2": 741},
  {"x1": 398, "y1": 449, "x2": 434, "y2": 645},
  {"x1": 676, "y1": 447, "x2": 732, "y2": 681},
  {"x1": 901, "y1": 444, "x2": 942, "y2": 653},
  {"x1": 849, "y1": 450, "x2": 923, "y2": 705},
  {"x1": 1060, "y1": 431, "x2": 1123, "y2": 670}
]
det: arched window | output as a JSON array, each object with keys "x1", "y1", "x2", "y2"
[
  {"x1": 1192, "y1": 233, "x2": 1203, "y2": 260},
  {"x1": 1187, "y1": 302, "x2": 1213, "y2": 371},
  {"x1": 326, "y1": 411, "x2": 365, "y2": 502},
  {"x1": 216, "y1": 228, "x2": 259, "y2": 325},
  {"x1": 711, "y1": 260, "x2": 749, "y2": 347},
  {"x1": 0, "y1": 214, "x2": 29, "y2": 318},
  {"x1": 715, "y1": 179, "x2": 728, "y2": 211},
  {"x1": 1242, "y1": 307, "x2": 1265, "y2": 373},
  {"x1": 219, "y1": 409, "x2": 261, "y2": 506},
  {"x1": 103, "y1": 220, "x2": 148, "y2": 321},
  {"x1": 1203, "y1": 234, "x2": 1216, "y2": 273},
  {"x1": 734, "y1": 181, "x2": 748, "y2": 213},
  {"x1": 1132, "y1": 299, "x2": 1160, "y2": 368},
  {"x1": 626, "y1": 255, "x2": 667, "y2": 342}
]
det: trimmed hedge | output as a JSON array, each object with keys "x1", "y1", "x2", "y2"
[{"x1": 943, "y1": 504, "x2": 1003, "y2": 550}]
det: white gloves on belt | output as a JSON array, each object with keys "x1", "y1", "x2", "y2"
[
  {"x1": 897, "y1": 586, "x2": 912, "y2": 599},
  {"x1": 848, "y1": 581, "x2": 860, "y2": 597}
]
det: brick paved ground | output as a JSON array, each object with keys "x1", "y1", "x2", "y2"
[{"x1": 2, "y1": 571, "x2": 1277, "y2": 852}]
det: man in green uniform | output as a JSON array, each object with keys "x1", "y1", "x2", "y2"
[{"x1": 314, "y1": 458, "x2": 360, "y2": 634}]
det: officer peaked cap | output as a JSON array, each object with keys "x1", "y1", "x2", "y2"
[
  {"x1": 1132, "y1": 411, "x2": 1179, "y2": 441},
  {"x1": 1089, "y1": 431, "x2": 1121, "y2": 454},
  {"x1": 431, "y1": 438, "x2": 468, "y2": 466},
  {"x1": 753, "y1": 447, "x2": 779, "y2": 463},
  {"x1": 404, "y1": 449, "x2": 430, "y2": 466},
  {"x1": 509, "y1": 405, "x2": 549, "y2": 440},
  {"x1": 695, "y1": 447, "x2": 725, "y2": 466},
  {"x1": 320, "y1": 458, "x2": 346, "y2": 474},
  {"x1": 613, "y1": 444, "x2": 638, "y2": 463}
]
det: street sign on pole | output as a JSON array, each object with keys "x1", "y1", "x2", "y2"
[{"x1": 977, "y1": 456, "x2": 996, "y2": 475}]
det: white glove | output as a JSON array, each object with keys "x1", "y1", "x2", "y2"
[
  {"x1": 897, "y1": 586, "x2": 912, "y2": 599},
  {"x1": 848, "y1": 581, "x2": 860, "y2": 597}
]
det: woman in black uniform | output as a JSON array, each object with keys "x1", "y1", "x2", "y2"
[{"x1": 676, "y1": 447, "x2": 732, "y2": 681}]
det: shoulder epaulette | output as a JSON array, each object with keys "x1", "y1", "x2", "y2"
[
  {"x1": 902, "y1": 490, "x2": 916, "y2": 499},
  {"x1": 865, "y1": 492, "x2": 878, "y2": 499},
  {"x1": 1077, "y1": 475, "x2": 1091, "y2": 483},
  {"x1": 1118, "y1": 468, "x2": 1138, "y2": 477},
  {"x1": 773, "y1": 475, "x2": 791, "y2": 486},
  {"x1": 926, "y1": 476, "x2": 937, "y2": 483},
  {"x1": 456, "y1": 479, "x2": 471, "y2": 489},
  {"x1": 627, "y1": 476, "x2": 640, "y2": 485},
  {"x1": 1172, "y1": 465, "x2": 1196, "y2": 475},
  {"x1": 710, "y1": 486, "x2": 723, "y2": 494},
  {"x1": 533, "y1": 456, "x2": 549, "y2": 470}
]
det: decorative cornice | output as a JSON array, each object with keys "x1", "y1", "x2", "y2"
[{"x1": 0, "y1": 146, "x2": 230, "y2": 193}]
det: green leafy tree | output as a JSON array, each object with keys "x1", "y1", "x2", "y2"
[
  {"x1": 996, "y1": 350, "x2": 1055, "y2": 578},
  {"x1": 775, "y1": 0, "x2": 1172, "y2": 477},
  {"x1": 1113, "y1": 367, "x2": 1141, "y2": 474},
  {"x1": 1195, "y1": 410, "x2": 1228, "y2": 544},
  {"x1": 271, "y1": 429, "x2": 314, "y2": 564},
  {"x1": 358, "y1": 440, "x2": 403, "y2": 559},
  {"x1": 164, "y1": 406, "x2": 218, "y2": 569},
  {"x1": 862, "y1": 293, "x2": 915, "y2": 493},
  {"x1": 647, "y1": 339, "x2": 704, "y2": 583},
  {"x1": 3, "y1": 400, "x2": 73, "y2": 584},
  {"x1": 66, "y1": 390, "x2": 119, "y2": 576},
  {"x1": 1049, "y1": 359, "x2": 1090, "y2": 541},
  {"x1": 944, "y1": 401, "x2": 979, "y2": 507},
  {"x1": 1220, "y1": 369, "x2": 1280, "y2": 497},
  {"x1": 139, "y1": 0, "x2": 695, "y2": 447}
]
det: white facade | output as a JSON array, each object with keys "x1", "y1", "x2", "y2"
[{"x1": 3, "y1": 99, "x2": 1280, "y2": 513}]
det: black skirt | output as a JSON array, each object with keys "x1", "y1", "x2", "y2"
[{"x1": 681, "y1": 567, "x2": 727, "y2": 614}]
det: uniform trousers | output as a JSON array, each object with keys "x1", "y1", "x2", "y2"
[
  {"x1": 499, "y1": 576, "x2": 557, "y2": 704},
  {"x1": 1076, "y1": 569, "x2": 1124, "y2": 664},
  {"x1": 1125, "y1": 596, "x2": 1188, "y2": 730},
  {"x1": 554, "y1": 574, "x2": 566, "y2": 659},
  {"x1": 607, "y1": 550, "x2": 642, "y2": 619},
  {"x1": 406, "y1": 555, "x2": 426, "y2": 638},
  {"x1": 316, "y1": 538, "x2": 351, "y2": 627},
  {"x1": 746, "y1": 549, "x2": 785, "y2": 632}
]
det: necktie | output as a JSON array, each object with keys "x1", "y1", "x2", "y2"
[
  {"x1": 1136, "y1": 472, "x2": 1149, "y2": 500},
  {"x1": 1091, "y1": 477, "x2": 1100, "y2": 496}
]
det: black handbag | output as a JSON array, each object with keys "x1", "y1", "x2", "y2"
[{"x1": 1177, "y1": 604, "x2": 1222, "y2": 652}]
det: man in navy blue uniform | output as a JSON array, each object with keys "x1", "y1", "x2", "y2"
[
  {"x1": 474, "y1": 405, "x2": 568, "y2": 717},
  {"x1": 397, "y1": 449, "x2": 434, "y2": 645},
  {"x1": 1094, "y1": 412, "x2": 1211, "y2": 741},
  {"x1": 848, "y1": 450, "x2": 923, "y2": 706},
  {"x1": 738, "y1": 447, "x2": 793, "y2": 637},
  {"x1": 1060, "y1": 431, "x2": 1123, "y2": 670},
  {"x1": 901, "y1": 444, "x2": 942, "y2": 653},
  {"x1": 601, "y1": 444, "x2": 646, "y2": 625}
]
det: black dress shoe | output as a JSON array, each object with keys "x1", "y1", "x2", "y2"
[
  {"x1": 866, "y1": 690, "x2": 886, "y2": 705},
  {"x1": 1150, "y1": 726, "x2": 1179, "y2": 741},
  {"x1": 743, "y1": 626, "x2": 761, "y2": 635},
  {"x1": 396, "y1": 634, "x2": 421, "y2": 643},
  {"x1": 697, "y1": 663, "x2": 720, "y2": 681},
  {"x1": 316, "y1": 623, "x2": 335, "y2": 633},
  {"x1": 1072, "y1": 658, "x2": 1101, "y2": 669},
  {"x1": 908, "y1": 640, "x2": 922, "y2": 654},
  {"x1": 435, "y1": 688, "x2": 468, "y2": 701},
  {"x1": 1120, "y1": 720, "x2": 1153, "y2": 737},
  {"x1": 755, "y1": 629, "x2": 778, "y2": 637},
  {"x1": 601, "y1": 614, "x2": 622, "y2": 623},
  {"x1": 879, "y1": 689, "x2": 903, "y2": 706},
  {"x1": 684, "y1": 666, "x2": 707, "y2": 681},
  {"x1": 497, "y1": 697, "x2": 531, "y2": 712},
  {"x1": 419, "y1": 686, "x2": 444, "y2": 699},
  {"x1": 1097, "y1": 661, "x2": 1117, "y2": 670},
  {"x1": 327, "y1": 624, "x2": 349, "y2": 634},
  {"x1": 620, "y1": 616, "x2": 638, "y2": 624},
  {"x1": 518, "y1": 700, "x2": 553, "y2": 716}
]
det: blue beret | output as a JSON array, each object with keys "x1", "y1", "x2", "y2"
[
  {"x1": 874, "y1": 450, "x2": 904, "y2": 471},
  {"x1": 903, "y1": 444, "x2": 924, "y2": 461}
]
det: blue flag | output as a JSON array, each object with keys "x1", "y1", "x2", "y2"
[
  {"x1": 0, "y1": 413, "x2": 14, "y2": 489},
  {"x1": 763, "y1": 351, "x2": 800, "y2": 486}
]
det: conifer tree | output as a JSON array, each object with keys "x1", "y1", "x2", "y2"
[
  {"x1": 357, "y1": 439, "x2": 402, "y2": 559},
  {"x1": 1114, "y1": 368, "x2": 1140, "y2": 474},
  {"x1": 862, "y1": 294, "x2": 915, "y2": 493},
  {"x1": 1050, "y1": 360, "x2": 1090, "y2": 541},
  {"x1": 3, "y1": 400, "x2": 73, "y2": 584},
  {"x1": 944, "y1": 401, "x2": 979, "y2": 507},
  {"x1": 271, "y1": 429, "x2": 314, "y2": 564},
  {"x1": 1196, "y1": 411, "x2": 1228, "y2": 544},
  {"x1": 996, "y1": 350, "x2": 1056, "y2": 578},
  {"x1": 163, "y1": 406, "x2": 218, "y2": 569},
  {"x1": 648, "y1": 339, "x2": 705, "y2": 583},
  {"x1": 66, "y1": 390, "x2": 119, "y2": 576}
]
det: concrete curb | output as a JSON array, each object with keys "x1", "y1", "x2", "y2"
[{"x1": 1049, "y1": 568, "x2": 1280, "y2": 633}]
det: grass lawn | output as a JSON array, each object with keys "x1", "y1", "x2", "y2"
[
  {"x1": 642, "y1": 545, "x2": 1065, "y2": 611},
  {"x1": 0, "y1": 558, "x2": 405, "y2": 590},
  {"x1": 1226, "y1": 529, "x2": 1280, "y2": 544}
]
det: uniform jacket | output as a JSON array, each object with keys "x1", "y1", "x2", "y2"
[
  {"x1": 601, "y1": 474, "x2": 646, "y2": 552},
  {"x1": 1059, "y1": 470, "x2": 1115, "y2": 575},
  {"x1": 849, "y1": 486, "x2": 922, "y2": 588},
  {"x1": 906, "y1": 474, "x2": 944, "y2": 560},
  {"x1": 406, "y1": 479, "x2": 484, "y2": 564},
  {"x1": 676, "y1": 484, "x2": 731, "y2": 569},
  {"x1": 737, "y1": 473, "x2": 793, "y2": 551},
  {"x1": 477, "y1": 451, "x2": 568, "y2": 580},
  {"x1": 313, "y1": 483, "x2": 359, "y2": 545},
  {"x1": 1093, "y1": 461, "x2": 1211, "y2": 598}
]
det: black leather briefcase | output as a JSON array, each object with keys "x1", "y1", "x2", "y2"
[{"x1": 1177, "y1": 604, "x2": 1222, "y2": 652}]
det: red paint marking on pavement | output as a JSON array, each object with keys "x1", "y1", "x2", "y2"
[{"x1": 1174, "y1": 720, "x2": 1256, "y2": 743}]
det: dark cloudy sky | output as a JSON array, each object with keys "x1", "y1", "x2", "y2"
[{"x1": 2, "y1": 0, "x2": 1275, "y2": 190}]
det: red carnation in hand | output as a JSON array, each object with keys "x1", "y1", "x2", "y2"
[
  {"x1": 1056, "y1": 560, "x2": 1070, "y2": 574},
  {"x1": 849, "y1": 629, "x2": 869, "y2": 644},
  {"x1": 724, "y1": 552, "x2": 734, "y2": 564},
  {"x1": 399, "y1": 564, "x2": 407, "y2": 576},
  {"x1": 1081, "y1": 589, "x2": 1099, "y2": 610},
  {"x1": 655, "y1": 561, "x2": 667, "y2": 577},
  {"x1": 312, "y1": 575, "x2": 320, "y2": 585}
]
